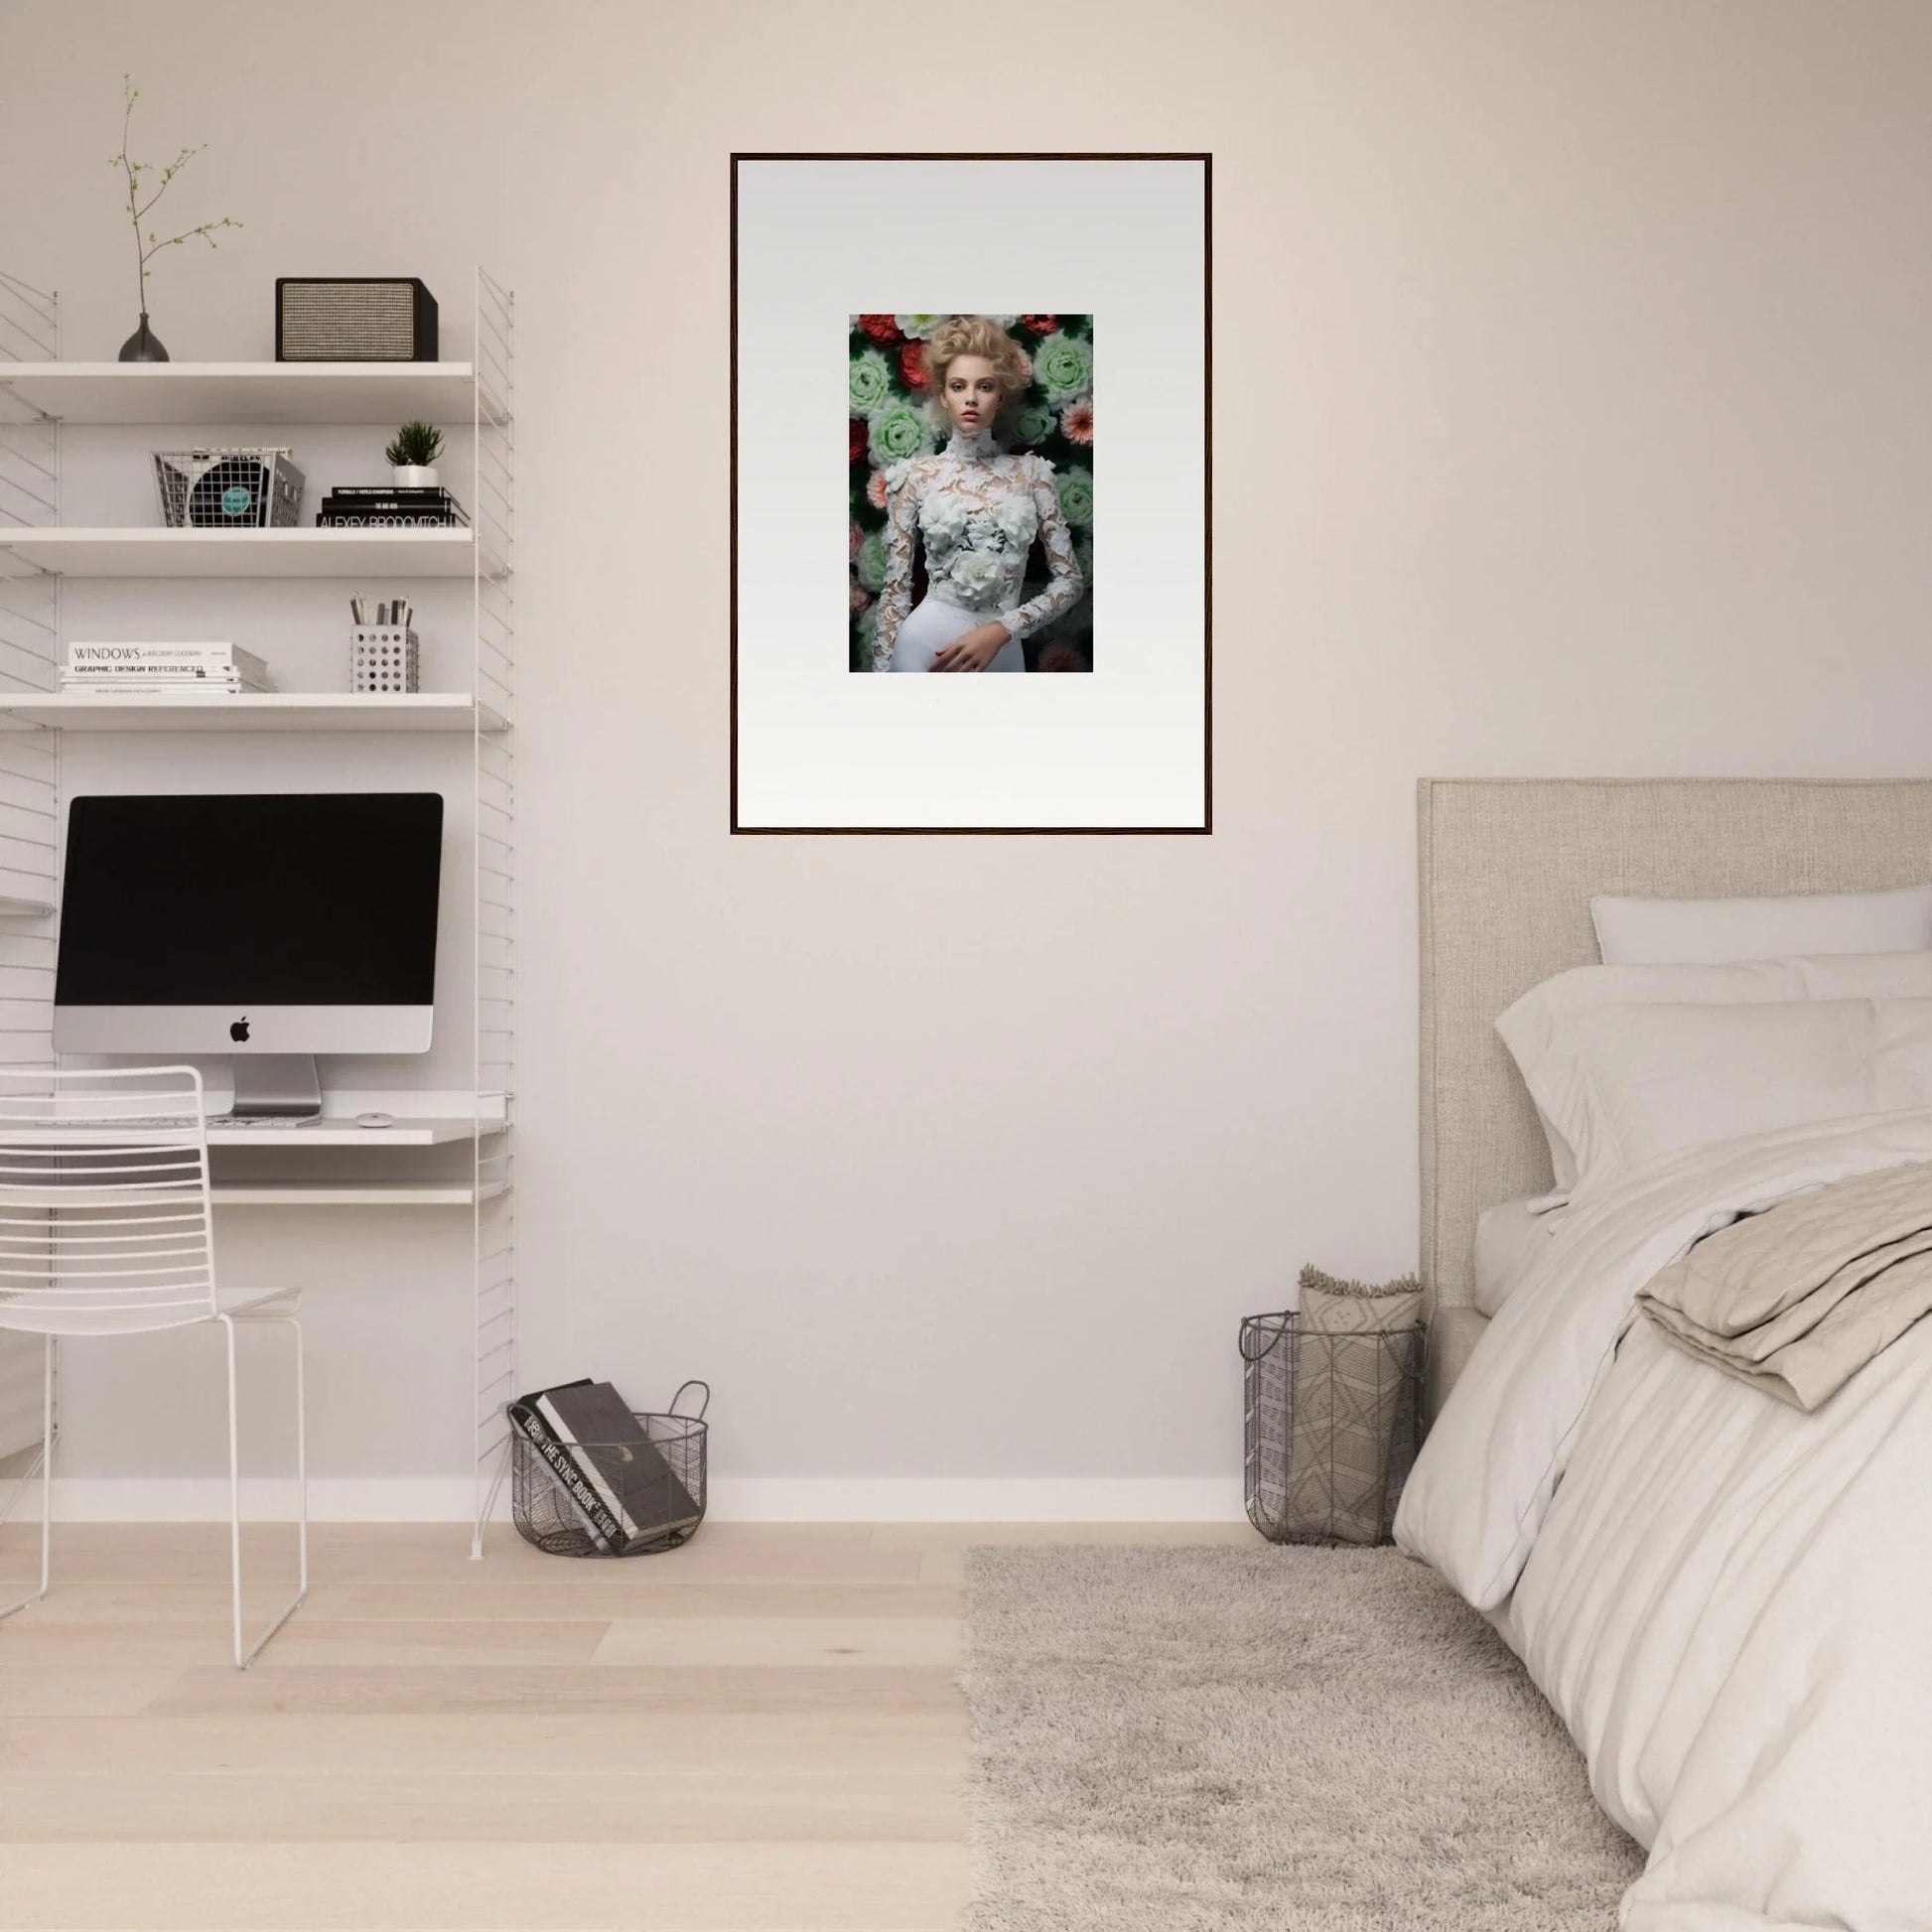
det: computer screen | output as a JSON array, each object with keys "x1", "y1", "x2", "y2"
[{"x1": 54, "y1": 791, "x2": 444, "y2": 1056}]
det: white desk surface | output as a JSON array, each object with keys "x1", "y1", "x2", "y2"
[
  {"x1": 207, "y1": 1116, "x2": 488, "y2": 1148},
  {"x1": 1, "y1": 1117, "x2": 495, "y2": 1149}
]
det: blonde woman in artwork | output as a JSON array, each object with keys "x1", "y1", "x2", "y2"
[{"x1": 872, "y1": 315, "x2": 1084, "y2": 672}]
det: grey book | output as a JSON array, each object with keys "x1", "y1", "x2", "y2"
[{"x1": 533, "y1": 1380, "x2": 701, "y2": 1547}]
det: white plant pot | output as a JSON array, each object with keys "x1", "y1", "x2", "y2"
[{"x1": 392, "y1": 465, "x2": 439, "y2": 487}]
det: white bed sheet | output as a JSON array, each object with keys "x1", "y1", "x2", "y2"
[{"x1": 1398, "y1": 1111, "x2": 1932, "y2": 1930}]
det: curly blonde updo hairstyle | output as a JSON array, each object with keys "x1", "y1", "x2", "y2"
[{"x1": 924, "y1": 315, "x2": 1033, "y2": 406}]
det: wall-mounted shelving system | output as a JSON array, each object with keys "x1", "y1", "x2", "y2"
[{"x1": 0, "y1": 266, "x2": 517, "y2": 1551}]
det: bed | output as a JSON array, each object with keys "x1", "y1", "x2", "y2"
[{"x1": 1398, "y1": 777, "x2": 1932, "y2": 1932}]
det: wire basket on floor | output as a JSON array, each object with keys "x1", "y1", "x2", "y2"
[
  {"x1": 1241, "y1": 1311, "x2": 1422, "y2": 1547},
  {"x1": 510, "y1": 1382, "x2": 708, "y2": 1557}
]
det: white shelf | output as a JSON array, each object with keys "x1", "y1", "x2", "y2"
[
  {"x1": 0, "y1": 692, "x2": 505, "y2": 734},
  {"x1": 0, "y1": 360, "x2": 484, "y2": 426},
  {"x1": 211, "y1": 1179, "x2": 505, "y2": 1208},
  {"x1": 0, "y1": 896, "x2": 53, "y2": 917},
  {"x1": 0, "y1": 526, "x2": 485, "y2": 579}
]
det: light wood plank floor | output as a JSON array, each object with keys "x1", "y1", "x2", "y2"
[{"x1": 0, "y1": 1521, "x2": 1252, "y2": 1930}]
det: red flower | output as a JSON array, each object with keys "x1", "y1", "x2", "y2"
[
  {"x1": 898, "y1": 342, "x2": 929, "y2": 390},
  {"x1": 849, "y1": 418, "x2": 867, "y2": 465},
  {"x1": 1021, "y1": 314, "x2": 1056, "y2": 333},
  {"x1": 1037, "y1": 642, "x2": 1087, "y2": 672},
  {"x1": 858, "y1": 315, "x2": 900, "y2": 344}
]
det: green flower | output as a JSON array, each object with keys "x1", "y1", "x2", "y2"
[
  {"x1": 854, "y1": 605, "x2": 881, "y2": 666},
  {"x1": 855, "y1": 529, "x2": 891, "y2": 593},
  {"x1": 1033, "y1": 330, "x2": 1093, "y2": 405},
  {"x1": 869, "y1": 401, "x2": 933, "y2": 466},
  {"x1": 848, "y1": 346, "x2": 894, "y2": 417},
  {"x1": 997, "y1": 398, "x2": 1055, "y2": 449},
  {"x1": 1056, "y1": 464, "x2": 1094, "y2": 529},
  {"x1": 1073, "y1": 536, "x2": 1093, "y2": 585}
]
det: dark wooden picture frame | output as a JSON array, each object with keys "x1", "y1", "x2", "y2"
[{"x1": 730, "y1": 152, "x2": 1212, "y2": 836}]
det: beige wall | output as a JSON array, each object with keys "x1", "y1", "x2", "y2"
[{"x1": 5, "y1": 1, "x2": 1931, "y2": 1502}]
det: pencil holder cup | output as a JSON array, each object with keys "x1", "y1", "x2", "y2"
[{"x1": 350, "y1": 626, "x2": 420, "y2": 694}]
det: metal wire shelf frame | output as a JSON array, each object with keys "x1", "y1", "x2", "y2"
[
  {"x1": 470, "y1": 267, "x2": 516, "y2": 1557},
  {"x1": 0, "y1": 270, "x2": 62, "y2": 1506}
]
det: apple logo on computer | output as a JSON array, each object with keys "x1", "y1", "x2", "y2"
[{"x1": 230, "y1": 1018, "x2": 249, "y2": 1043}]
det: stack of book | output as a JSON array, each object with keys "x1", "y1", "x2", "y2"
[
  {"x1": 63, "y1": 641, "x2": 272, "y2": 694},
  {"x1": 316, "y1": 484, "x2": 470, "y2": 529},
  {"x1": 509, "y1": 1379, "x2": 704, "y2": 1554}
]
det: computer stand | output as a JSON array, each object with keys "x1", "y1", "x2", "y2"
[{"x1": 228, "y1": 1056, "x2": 323, "y2": 1120}]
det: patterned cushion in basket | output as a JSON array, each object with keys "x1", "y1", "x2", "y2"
[{"x1": 1282, "y1": 1266, "x2": 1424, "y2": 1546}]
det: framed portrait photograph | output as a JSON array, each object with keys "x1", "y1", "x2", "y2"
[{"x1": 731, "y1": 153, "x2": 1211, "y2": 834}]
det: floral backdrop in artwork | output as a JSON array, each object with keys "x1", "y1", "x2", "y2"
[{"x1": 848, "y1": 314, "x2": 1094, "y2": 672}]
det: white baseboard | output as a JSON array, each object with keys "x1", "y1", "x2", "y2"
[{"x1": 18, "y1": 1475, "x2": 1247, "y2": 1525}]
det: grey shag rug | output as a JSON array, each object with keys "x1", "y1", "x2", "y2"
[{"x1": 962, "y1": 1545, "x2": 1643, "y2": 1930}]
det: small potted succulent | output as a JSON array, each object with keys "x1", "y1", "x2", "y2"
[{"x1": 384, "y1": 420, "x2": 444, "y2": 488}]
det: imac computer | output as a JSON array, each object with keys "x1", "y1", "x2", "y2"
[{"x1": 53, "y1": 792, "x2": 445, "y2": 1118}]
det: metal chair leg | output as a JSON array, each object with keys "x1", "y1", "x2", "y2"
[
  {"x1": 220, "y1": 1312, "x2": 308, "y2": 1670},
  {"x1": 0, "y1": 1335, "x2": 54, "y2": 1624}
]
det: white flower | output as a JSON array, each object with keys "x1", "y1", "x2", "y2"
[
  {"x1": 947, "y1": 550, "x2": 1006, "y2": 606},
  {"x1": 919, "y1": 488, "x2": 972, "y2": 549},
  {"x1": 895, "y1": 314, "x2": 944, "y2": 340},
  {"x1": 990, "y1": 495, "x2": 1037, "y2": 549},
  {"x1": 981, "y1": 314, "x2": 1019, "y2": 327}
]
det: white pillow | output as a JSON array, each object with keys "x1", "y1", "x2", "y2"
[
  {"x1": 1590, "y1": 885, "x2": 1932, "y2": 965},
  {"x1": 1511, "y1": 996, "x2": 1932, "y2": 1206},
  {"x1": 1472, "y1": 1196, "x2": 1560, "y2": 1316},
  {"x1": 1495, "y1": 952, "x2": 1932, "y2": 1199}
]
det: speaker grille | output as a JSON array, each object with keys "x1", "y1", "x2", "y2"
[{"x1": 278, "y1": 281, "x2": 430, "y2": 360}]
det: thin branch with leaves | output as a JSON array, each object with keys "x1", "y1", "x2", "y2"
[{"x1": 110, "y1": 74, "x2": 241, "y2": 315}]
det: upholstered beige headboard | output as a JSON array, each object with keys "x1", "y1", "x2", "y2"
[{"x1": 1419, "y1": 776, "x2": 1932, "y2": 1313}]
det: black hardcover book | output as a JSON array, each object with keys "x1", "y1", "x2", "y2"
[
  {"x1": 509, "y1": 1381, "x2": 621, "y2": 1549},
  {"x1": 326, "y1": 484, "x2": 460, "y2": 499},
  {"x1": 535, "y1": 1381, "x2": 702, "y2": 1547},
  {"x1": 316, "y1": 511, "x2": 469, "y2": 528},
  {"x1": 319, "y1": 494, "x2": 468, "y2": 524}
]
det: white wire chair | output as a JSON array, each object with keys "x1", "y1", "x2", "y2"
[{"x1": 0, "y1": 1065, "x2": 306, "y2": 1668}]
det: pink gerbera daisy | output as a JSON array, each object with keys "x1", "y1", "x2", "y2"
[
  {"x1": 850, "y1": 584, "x2": 872, "y2": 615},
  {"x1": 867, "y1": 471, "x2": 890, "y2": 509},
  {"x1": 1060, "y1": 401, "x2": 1093, "y2": 445},
  {"x1": 849, "y1": 519, "x2": 862, "y2": 561}
]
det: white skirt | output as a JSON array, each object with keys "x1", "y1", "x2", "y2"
[{"x1": 889, "y1": 597, "x2": 1026, "y2": 673}]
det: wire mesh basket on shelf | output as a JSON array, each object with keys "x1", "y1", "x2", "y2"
[
  {"x1": 153, "y1": 447, "x2": 305, "y2": 528},
  {"x1": 509, "y1": 1381, "x2": 708, "y2": 1558},
  {"x1": 1241, "y1": 1311, "x2": 1423, "y2": 1547}
]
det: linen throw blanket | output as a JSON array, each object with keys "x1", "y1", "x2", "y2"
[{"x1": 1638, "y1": 1158, "x2": 1932, "y2": 1410}]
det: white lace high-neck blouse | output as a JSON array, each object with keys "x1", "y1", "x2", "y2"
[{"x1": 872, "y1": 426, "x2": 1085, "y2": 673}]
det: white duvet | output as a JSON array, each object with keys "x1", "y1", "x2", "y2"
[{"x1": 1396, "y1": 1111, "x2": 1932, "y2": 1931}]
